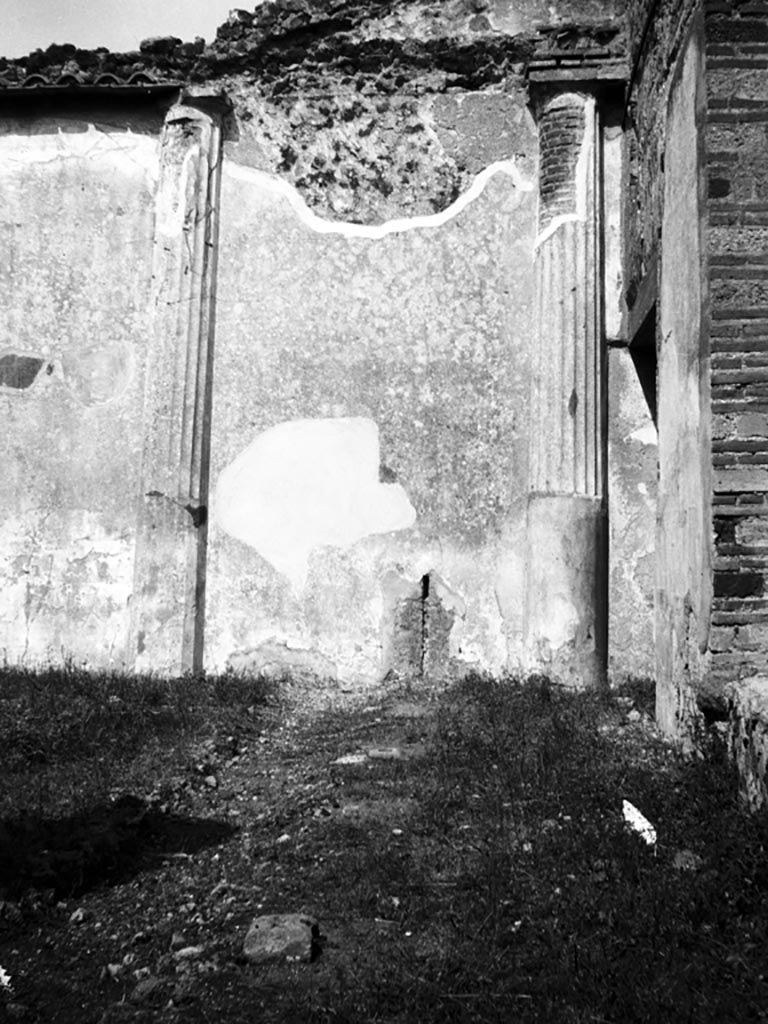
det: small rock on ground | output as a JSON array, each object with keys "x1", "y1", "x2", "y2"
[
  {"x1": 243, "y1": 913, "x2": 318, "y2": 964},
  {"x1": 673, "y1": 849, "x2": 704, "y2": 871},
  {"x1": 331, "y1": 753, "x2": 367, "y2": 766},
  {"x1": 366, "y1": 746, "x2": 402, "y2": 760},
  {"x1": 130, "y1": 977, "x2": 165, "y2": 1003}
]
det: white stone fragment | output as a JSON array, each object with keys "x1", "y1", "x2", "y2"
[
  {"x1": 622, "y1": 800, "x2": 656, "y2": 846},
  {"x1": 331, "y1": 753, "x2": 368, "y2": 766}
]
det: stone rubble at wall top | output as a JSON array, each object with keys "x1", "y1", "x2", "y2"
[{"x1": 0, "y1": 0, "x2": 626, "y2": 92}]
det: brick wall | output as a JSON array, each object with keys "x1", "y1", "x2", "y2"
[
  {"x1": 624, "y1": 0, "x2": 699, "y2": 297},
  {"x1": 629, "y1": 0, "x2": 768, "y2": 706},
  {"x1": 538, "y1": 96, "x2": 586, "y2": 230},
  {"x1": 706, "y1": 0, "x2": 768, "y2": 691}
]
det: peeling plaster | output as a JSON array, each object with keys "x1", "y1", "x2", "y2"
[
  {"x1": 0, "y1": 511, "x2": 134, "y2": 666},
  {"x1": 224, "y1": 158, "x2": 533, "y2": 239},
  {"x1": 214, "y1": 417, "x2": 416, "y2": 589}
]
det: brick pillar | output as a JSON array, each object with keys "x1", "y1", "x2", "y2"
[
  {"x1": 130, "y1": 92, "x2": 227, "y2": 675},
  {"x1": 524, "y1": 92, "x2": 608, "y2": 687}
]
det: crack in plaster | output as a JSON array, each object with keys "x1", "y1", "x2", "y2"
[
  {"x1": 224, "y1": 158, "x2": 533, "y2": 238},
  {"x1": 0, "y1": 124, "x2": 159, "y2": 181}
]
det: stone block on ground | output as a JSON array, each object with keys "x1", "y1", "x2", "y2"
[{"x1": 243, "y1": 913, "x2": 318, "y2": 964}]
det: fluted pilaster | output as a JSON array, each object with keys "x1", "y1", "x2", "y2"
[
  {"x1": 530, "y1": 94, "x2": 602, "y2": 497},
  {"x1": 524, "y1": 91, "x2": 607, "y2": 687},
  {"x1": 130, "y1": 94, "x2": 226, "y2": 674}
]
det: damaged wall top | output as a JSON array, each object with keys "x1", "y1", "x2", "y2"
[{"x1": 1, "y1": 0, "x2": 626, "y2": 223}]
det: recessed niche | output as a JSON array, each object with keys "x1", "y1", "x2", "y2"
[{"x1": 0, "y1": 354, "x2": 46, "y2": 390}]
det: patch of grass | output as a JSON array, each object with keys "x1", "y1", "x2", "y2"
[
  {"x1": 1, "y1": 670, "x2": 767, "y2": 1023},
  {"x1": 0, "y1": 664, "x2": 275, "y2": 816},
  {"x1": 275, "y1": 675, "x2": 768, "y2": 1023}
]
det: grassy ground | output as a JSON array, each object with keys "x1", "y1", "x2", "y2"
[{"x1": 1, "y1": 668, "x2": 767, "y2": 1023}]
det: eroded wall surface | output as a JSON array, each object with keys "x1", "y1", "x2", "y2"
[
  {"x1": 0, "y1": 115, "x2": 157, "y2": 666},
  {"x1": 207, "y1": 150, "x2": 537, "y2": 683},
  {"x1": 656, "y1": 21, "x2": 712, "y2": 731},
  {"x1": 608, "y1": 348, "x2": 656, "y2": 682},
  {"x1": 207, "y1": 110, "x2": 655, "y2": 686},
  {"x1": 624, "y1": 0, "x2": 699, "y2": 298}
]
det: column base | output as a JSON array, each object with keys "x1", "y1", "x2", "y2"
[
  {"x1": 130, "y1": 494, "x2": 203, "y2": 676},
  {"x1": 523, "y1": 493, "x2": 607, "y2": 688}
]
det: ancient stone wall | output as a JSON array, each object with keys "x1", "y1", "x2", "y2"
[
  {"x1": 0, "y1": 0, "x2": 658, "y2": 686},
  {"x1": 624, "y1": 0, "x2": 700, "y2": 298},
  {"x1": 206, "y1": 133, "x2": 536, "y2": 682},
  {"x1": 657, "y1": 18, "x2": 712, "y2": 730},
  {"x1": 625, "y1": 0, "x2": 710, "y2": 728},
  {"x1": 627, "y1": 0, "x2": 768, "y2": 729}
]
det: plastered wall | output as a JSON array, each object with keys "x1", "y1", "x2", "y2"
[
  {"x1": 608, "y1": 348, "x2": 656, "y2": 682},
  {"x1": 0, "y1": 0, "x2": 657, "y2": 686},
  {"x1": 0, "y1": 103, "x2": 658, "y2": 684},
  {"x1": 0, "y1": 114, "x2": 158, "y2": 666},
  {"x1": 207, "y1": 150, "x2": 537, "y2": 683},
  {"x1": 206, "y1": 93, "x2": 656, "y2": 685}
]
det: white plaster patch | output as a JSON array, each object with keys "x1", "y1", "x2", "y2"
[
  {"x1": 214, "y1": 418, "x2": 416, "y2": 588},
  {"x1": 224, "y1": 159, "x2": 532, "y2": 239},
  {"x1": 626, "y1": 423, "x2": 659, "y2": 447}
]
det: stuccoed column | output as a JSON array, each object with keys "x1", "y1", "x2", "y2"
[
  {"x1": 523, "y1": 91, "x2": 608, "y2": 687},
  {"x1": 130, "y1": 91, "x2": 227, "y2": 675}
]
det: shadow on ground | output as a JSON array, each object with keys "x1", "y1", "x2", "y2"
[{"x1": 0, "y1": 795, "x2": 236, "y2": 901}]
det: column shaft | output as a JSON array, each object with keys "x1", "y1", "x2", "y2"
[
  {"x1": 524, "y1": 92, "x2": 608, "y2": 687},
  {"x1": 130, "y1": 99, "x2": 223, "y2": 674}
]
